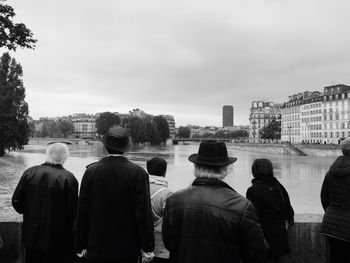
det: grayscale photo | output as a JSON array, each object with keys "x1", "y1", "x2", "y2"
[{"x1": 1, "y1": 0, "x2": 350, "y2": 262}]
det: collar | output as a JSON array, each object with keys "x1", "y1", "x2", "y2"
[
  {"x1": 192, "y1": 177, "x2": 235, "y2": 192},
  {"x1": 149, "y1": 175, "x2": 168, "y2": 187},
  {"x1": 108, "y1": 154, "x2": 124, "y2": 157},
  {"x1": 251, "y1": 176, "x2": 277, "y2": 184},
  {"x1": 42, "y1": 162, "x2": 64, "y2": 169}
]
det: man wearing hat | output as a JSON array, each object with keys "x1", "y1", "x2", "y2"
[
  {"x1": 75, "y1": 126, "x2": 154, "y2": 263},
  {"x1": 162, "y1": 140, "x2": 267, "y2": 263},
  {"x1": 321, "y1": 137, "x2": 350, "y2": 263}
]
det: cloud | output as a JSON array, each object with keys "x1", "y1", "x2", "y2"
[{"x1": 7, "y1": 0, "x2": 350, "y2": 126}]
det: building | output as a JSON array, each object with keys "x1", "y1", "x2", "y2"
[
  {"x1": 300, "y1": 94, "x2": 322, "y2": 144},
  {"x1": 322, "y1": 84, "x2": 350, "y2": 144},
  {"x1": 249, "y1": 101, "x2": 282, "y2": 142},
  {"x1": 222, "y1": 105, "x2": 234, "y2": 127},
  {"x1": 281, "y1": 91, "x2": 320, "y2": 143},
  {"x1": 71, "y1": 113, "x2": 97, "y2": 139}
]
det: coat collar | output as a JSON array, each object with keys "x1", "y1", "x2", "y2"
[
  {"x1": 42, "y1": 162, "x2": 64, "y2": 169},
  {"x1": 100, "y1": 155, "x2": 128, "y2": 162},
  {"x1": 192, "y1": 177, "x2": 235, "y2": 192}
]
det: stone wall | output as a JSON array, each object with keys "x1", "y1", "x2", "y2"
[{"x1": 0, "y1": 215, "x2": 327, "y2": 263}]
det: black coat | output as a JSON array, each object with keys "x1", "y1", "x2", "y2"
[
  {"x1": 12, "y1": 163, "x2": 78, "y2": 258},
  {"x1": 321, "y1": 156, "x2": 350, "y2": 242},
  {"x1": 75, "y1": 156, "x2": 154, "y2": 261},
  {"x1": 246, "y1": 177, "x2": 294, "y2": 256},
  {"x1": 163, "y1": 178, "x2": 267, "y2": 263}
]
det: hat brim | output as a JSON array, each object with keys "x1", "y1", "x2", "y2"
[
  {"x1": 188, "y1": 154, "x2": 237, "y2": 167},
  {"x1": 101, "y1": 134, "x2": 130, "y2": 153}
]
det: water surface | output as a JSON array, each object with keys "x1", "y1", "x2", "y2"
[{"x1": 0, "y1": 142, "x2": 336, "y2": 221}]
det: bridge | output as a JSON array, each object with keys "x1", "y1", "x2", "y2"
[{"x1": 172, "y1": 138, "x2": 232, "y2": 145}]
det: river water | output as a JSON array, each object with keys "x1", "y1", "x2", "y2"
[{"x1": 0, "y1": 142, "x2": 337, "y2": 221}]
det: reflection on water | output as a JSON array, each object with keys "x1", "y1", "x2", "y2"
[{"x1": 0, "y1": 142, "x2": 336, "y2": 221}]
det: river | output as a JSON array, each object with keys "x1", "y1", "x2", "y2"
[{"x1": 0, "y1": 142, "x2": 337, "y2": 221}]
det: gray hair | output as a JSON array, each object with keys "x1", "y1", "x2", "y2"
[
  {"x1": 194, "y1": 164, "x2": 232, "y2": 179},
  {"x1": 46, "y1": 143, "x2": 69, "y2": 165},
  {"x1": 341, "y1": 137, "x2": 350, "y2": 156}
]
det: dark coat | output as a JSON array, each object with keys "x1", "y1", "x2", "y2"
[
  {"x1": 246, "y1": 176, "x2": 294, "y2": 256},
  {"x1": 163, "y1": 178, "x2": 267, "y2": 263},
  {"x1": 321, "y1": 156, "x2": 350, "y2": 242},
  {"x1": 12, "y1": 163, "x2": 78, "y2": 258},
  {"x1": 75, "y1": 156, "x2": 154, "y2": 261}
]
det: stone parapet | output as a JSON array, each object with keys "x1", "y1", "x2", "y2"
[{"x1": 0, "y1": 214, "x2": 327, "y2": 263}]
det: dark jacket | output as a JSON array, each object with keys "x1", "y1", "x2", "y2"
[
  {"x1": 75, "y1": 156, "x2": 154, "y2": 261},
  {"x1": 162, "y1": 177, "x2": 267, "y2": 263},
  {"x1": 12, "y1": 163, "x2": 78, "y2": 258},
  {"x1": 246, "y1": 176, "x2": 294, "y2": 256},
  {"x1": 321, "y1": 156, "x2": 350, "y2": 242}
]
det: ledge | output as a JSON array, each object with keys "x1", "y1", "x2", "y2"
[{"x1": 0, "y1": 214, "x2": 327, "y2": 263}]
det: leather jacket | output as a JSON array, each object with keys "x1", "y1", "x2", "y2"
[{"x1": 163, "y1": 177, "x2": 268, "y2": 263}]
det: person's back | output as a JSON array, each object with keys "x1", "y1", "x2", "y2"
[
  {"x1": 75, "y1": 127, "x2": 154, "y2": 262},
  {"x1": 246, "y1": 158, "x2": 294, "y2": 262},
  {"x1": 321, "y1": 138, "x2": 350, "y2": 263},
  {"x1": 147, "y1": 157, "x2": 172, "y2": 263},
  {"x1": 77, "y1": 156, "x2": 153, "y2": 259},
  {"x1": 12, "y1": 143, "x2": 78, "y2": 263},
  {"x1": 162, "y1": 141, "x2": 267, "y2": 263},
  {"x1": 164, "y1": 179, "x2": 263, "y2": 263}
]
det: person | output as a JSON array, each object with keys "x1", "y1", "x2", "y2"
[
  {"x1": 246, "y1": 158, "x2": 294, "y2": 263},
  {"x1": 12, "y1": 143, "x2": 78, "y2": 263},
  {"x1": 75, "y1": 126, "x2": 154, "y2": 263},
  {"x1": 320, "y1": 137, "x2": 350, "y2": 263},
  {"x1": 146, "y1": 157, "x2": 172, "y2": 263},
  {"x1": 162, "y1": 140, "x2": 267, "y2": 263}
]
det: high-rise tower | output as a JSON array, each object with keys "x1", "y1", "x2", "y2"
[{"x1": 222, "y1": 105, "x2": 234, "y2": 127}]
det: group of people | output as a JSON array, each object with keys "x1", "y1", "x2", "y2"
[{"x1": 11, "y1": 126, "x2": 350, "y2": 263}]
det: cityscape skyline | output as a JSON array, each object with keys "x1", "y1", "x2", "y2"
[{"x1": 8, "y1": 0, "x2": 350, "y2": 127}]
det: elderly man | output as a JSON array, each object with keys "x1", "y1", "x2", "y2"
[
  {"x1": 163, "y1": 140, "x2": 267, "y2": 263},
  {"x1": 12, "y1": 143, "x2": 78, "y2": 263},
  {"x1": 321, "y1": 137, "x2": 350, "y2": 263},
  {"x1": 75, "y1": 126, "x2": 154, "y2": 263}
]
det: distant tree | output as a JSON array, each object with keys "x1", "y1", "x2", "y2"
[
  {"x1": 153, "y1": 115, "x2": 170, "y2": 144},
  {"x1": 95, "y1": 112, "x2": 120, "y2": 136},
  {"x1": 259, "y1": 119, "x2": 281, "y2": 140},
  {"x1": 177, "y1": 126, "x2": 191, "y2": 138},
  {"x1": 28, "y1": 120, "x2": 36, "y2": 137},
  {"x1": 0, "y1": 0, "x2": 37, "y2": 50},
  {"x1": 0, "y1": 53, "x2": 30, "y2": 156},
  {"x1": 129, "y1": 117, "x2": 147, "y2": 144},
  {"x1": 146, "y1": 121, "x2": 162, "y2": 145},
  {"x1": 38, "y1": 122, "x2": 48, "y2": 138},
  {"x1": 57, "y1": 120, "x2": 74, "y2": 138},
  {"x1": 47, "y1": 121, "x2": 59, "y2": 138}
]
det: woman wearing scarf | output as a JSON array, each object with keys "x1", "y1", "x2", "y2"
[
  {"x1": 246, "y1": 158, "x2": 294, "y2": 263},
  {"x1": 147, "y1": 157, "x2": 172, "y2": 263}
]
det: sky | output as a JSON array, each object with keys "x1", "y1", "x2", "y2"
[{"x1": 5, "y1": 0, "x2": 350, "y2": 127}]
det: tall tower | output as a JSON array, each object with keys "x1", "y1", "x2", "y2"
[{"x1": 222, "y1": 105, "x2": 234, "y2": 127}]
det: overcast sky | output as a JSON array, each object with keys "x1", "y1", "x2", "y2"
[{"x1": 6, "y1": 0, "x2": 350, "y2": 126}]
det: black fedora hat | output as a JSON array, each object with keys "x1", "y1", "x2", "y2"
[
  {"x1": 188, "y1": 140, "x2": 237, "y2": 167},
  {"x1": 101, "y1": 126, "x2": 130, "y2": 152}
]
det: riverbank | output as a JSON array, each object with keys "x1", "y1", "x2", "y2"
[
  {"x1": 230, "y1": 143, "x2": 341, "y2": 157},
  {"x1": 0, "y1": 214, "x2": 326, "y2": 263}
]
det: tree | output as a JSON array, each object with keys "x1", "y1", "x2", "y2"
[
  {"x1": 0, "y1": 0, "x2": 37, "y2": 50},
  {"x1": 177, "y1": 126, "x2": 191, "y2": 138},
  {"x1": 153, "y1": 115, "x2": 170, "y2": 144},
  {"x1": 95, "y1": 112, "x2": 120, "y2": 136},
  {"x1": 57, "y1": 120, "x2": 74, "y2": 138},
  {"x1": 0, "y1": 53, "x2": 30, "y2": 156},
  {"x1": 259, "y1": 119, "x2": 281, "y2": 140}
]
